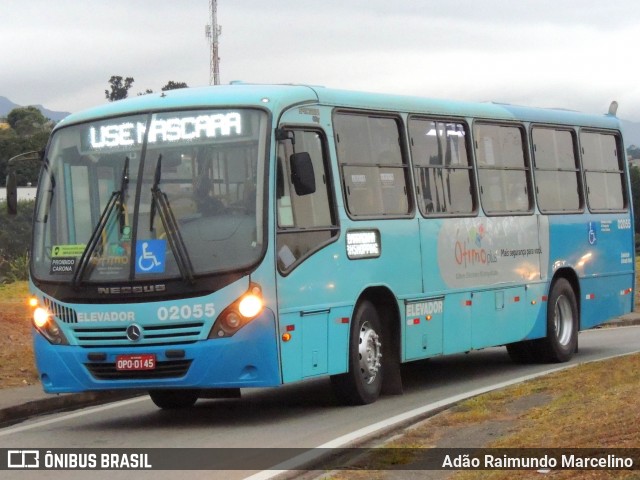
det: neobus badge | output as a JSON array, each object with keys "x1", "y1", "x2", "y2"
[{"x1": 346, "y1": 230, "x2": 380, "y2": 260}]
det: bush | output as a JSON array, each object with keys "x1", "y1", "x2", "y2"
[
  {"x1": 0, "y1": 254, "x2": 29, "y2": 283},
  {"x1": 0, "y1": 199, "x2": 34, "y2": 283}
]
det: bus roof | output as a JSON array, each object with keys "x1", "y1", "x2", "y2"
[
  {"x1": 57, "y1": 83, "x2": 620, "y2": 132},
  {"x1": 311, "y1": 87, "x2": 620, "y2": 130}
]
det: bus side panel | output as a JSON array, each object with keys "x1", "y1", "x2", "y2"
[
  {"x1": 580, "y1": 274, "x2": 634, "y2": 329},
  {"x1": 524, "y1": 282, "x2": 548, "y2": 340},
  {"x1": 471, "y1": 286, "x2": 533, "y2": 349},
  {"x1": 420, "y1": 216, "x2": 547, "y2": 351},
  {"x1": 442, "y1": 292, "x2": 472, "y2": 354},
  {"x1": 279, "y1": 311, "x2": 326, "y2": 382},
  {"x1": 546, "y1": 214, "x2": 634, "y2": 330},
  {"x1": 404, "y1": 298, "x2": 443, "y2": 360},
  {"x1": 584, "y1": 214, "x2": 634, "y2": 327},
  {"x1": 276, "y1": 305, "x2": 354, "y2": 383}
]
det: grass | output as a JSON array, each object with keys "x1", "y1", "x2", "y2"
[
  {"x1": 452, "y1": 354, "x2": 640, "y2": 480},
  {"x1": 322, "y1": 353, "x2": 640, "y2": 479}
]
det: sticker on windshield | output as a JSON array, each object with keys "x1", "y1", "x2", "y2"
[
  {"x1": 52, "y1": 244, "x2": 86, "y2": 257},
  {"x1": 50, "y1": 257, "x2": 77, "y2": 275},
  {"x1": 136, "y1": 240, "x2": 166, "y2": 274},
  {"x1": 50, "y1": 244, "x2": 85, "y2": 275}
]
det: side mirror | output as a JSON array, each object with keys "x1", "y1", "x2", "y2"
[
  {"x1": 6, "y1": 171, "x2": 18, "y2": 215},
  {"x1": 290, "y1": 152, "x2": 316, "y2": 196}
]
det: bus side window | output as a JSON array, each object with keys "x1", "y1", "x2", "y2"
[
  {"x1": 334, "y1": 113, "x2": 410, "y2": 218},
  {"x1": 276, "y1": 129, "x2": 338, "y2": 273},
  {"x1": 475, "y1": 123, "x2": 532, "y2": 215},
  {"x1": 532, "y1": 127, "x2": 582, "y2": 213},
  {"x1": 409, "y1": 119, "x2": 475, "y2": 216}
]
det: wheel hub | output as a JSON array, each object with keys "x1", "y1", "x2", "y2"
[
  {"x1": 358, "y1": 321, "x2": 382, "y2": 384},
  {"x1": 554, "y1": 294, "x2": 574, "y2": 346}
]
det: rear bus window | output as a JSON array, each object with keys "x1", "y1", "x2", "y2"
[{"x1": 580, "y1": 131, "x2": 626, "y2": 212}]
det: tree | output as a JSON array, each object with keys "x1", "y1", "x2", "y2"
[
  {"x1": 162, "y1": 81, "x2": 188, "y2": 91},
  {"x1": 105, "y1": 76, "x2": 134, "y2": 102},
  {"x1": 106, "y1": 77, "x2": 188, "y2": 99},
  {"x1": 627, "y1": 145, "x2": 640, "y2": 160},
  {"x1": 0, "y1": 199, "x2": 34, "y2": 282},
  {"x1": 0, "y1": 107, "x2": 51, "y2": 187},
  {"x1": 7, "y1": 106, "x2": 50, "y2": 137}
]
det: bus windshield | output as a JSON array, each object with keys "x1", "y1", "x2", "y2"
[{"x1": 31, "y1": 108, "x2": 268, "y2": 284}]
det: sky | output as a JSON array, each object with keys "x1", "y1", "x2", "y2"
[{"x1": 2, "y1": 0, "x2": 640, "y2": 120}]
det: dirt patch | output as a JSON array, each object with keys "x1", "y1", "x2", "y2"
[{"x1": 0, "y1": 297, "x2": 39, "y2": 388}]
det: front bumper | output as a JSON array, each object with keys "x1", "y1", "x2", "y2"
[{"x1": 33, "y1": 310, "x2": 281, "y2": 393}]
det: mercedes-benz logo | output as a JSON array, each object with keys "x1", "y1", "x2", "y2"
[{"x1": 126, "y1": 324, "x2": 142, "y2": 342}]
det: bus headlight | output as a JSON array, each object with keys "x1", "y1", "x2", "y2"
[
  {"x1": 32, "y1": 306, "x2": 69, "y2": 345},
  {"x1": 238, "y1": 294, "x2": 263, "y2": 318},
  {"x1": 209, "y1": 284, "x2": 264, "y2": 338},
  {"x1": 33, "y1": 307, "x2": 51, "y2": 328}
]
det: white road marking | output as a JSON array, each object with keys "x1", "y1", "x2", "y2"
[{"x1": 0, "y1": 396, "x2": 148, "y2": 437}]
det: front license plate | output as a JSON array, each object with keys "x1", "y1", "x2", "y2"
[{"x1": 116, "y1": 354, "x2": 156, "y2": 371}]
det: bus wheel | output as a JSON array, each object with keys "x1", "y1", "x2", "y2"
[
  {"x1": 149, "y1": 389, "x2": 199, "y2": 409},
  {"x1": 331, "y1": 300, "x2": 383, "y2": 405},
  {"x1": 539, "y1": 278, "x2": 578, "y2": 363}
]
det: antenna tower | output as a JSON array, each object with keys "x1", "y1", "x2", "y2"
[{"x1": 205, "y1": 0, "x2": 221, "y2": 85}]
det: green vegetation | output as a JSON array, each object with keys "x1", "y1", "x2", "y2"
[
  {"x1": 105, "y1": 75, "x2": 189, "y2": 99},
  {"x1": 0, "y1": 106, "x2": 50, "y2": 188},
  {"x1": 0, "y1": 280, "x2": 29, "y2": 301},
  {"x1": 0, "y1": 199, "x2": 34, "y2": 283}
]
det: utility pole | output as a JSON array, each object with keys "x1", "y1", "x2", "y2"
[{"x1": 205, "y1": 0, "x2": 221, "y2": 85}]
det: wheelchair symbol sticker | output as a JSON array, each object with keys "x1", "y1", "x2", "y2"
[
  {"x1": 136, "y1": 240, "x2": 166, "y2": 274},
  {"x1": 588, "y1": 222, "x2": 597, "y2": 245}
]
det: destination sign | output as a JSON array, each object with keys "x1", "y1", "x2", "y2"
[{"x1": 87, "y1": 112, "x2": 243, "y2": 150}]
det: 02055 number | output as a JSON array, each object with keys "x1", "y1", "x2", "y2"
[{"x1": 157, "y1": 303, "x2": 215, "y2": 321}]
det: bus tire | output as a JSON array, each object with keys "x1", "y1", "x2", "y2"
[
  {"x1": 149, "y1": 389, "x2": 199, "y2": 409},
  {"x1": 538, "y1": 278, "x2": 578, "y2": 363},
  {"x1": 331, "y1": 300, "x2": 383, "y2": 405}
]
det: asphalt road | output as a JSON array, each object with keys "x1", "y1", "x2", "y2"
[{"x1": 2, "y1": 325, "x2": 639, "y2": 480}]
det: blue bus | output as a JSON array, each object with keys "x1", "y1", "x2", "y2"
[{"x1": 8, "y1": 85, "x2": 634, "y2": 407}]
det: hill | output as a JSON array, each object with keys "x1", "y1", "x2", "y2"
[{"x1": 0, "y1": 96, "x2": 70, "y2": 122}]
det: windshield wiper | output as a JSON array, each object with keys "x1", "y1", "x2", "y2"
[
  {"x1": 150, "y1": 155, "x2": 195, "y2": 284},
  {"x1": 73, "y1": 157, "x2": 129, "y2": 286}
]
